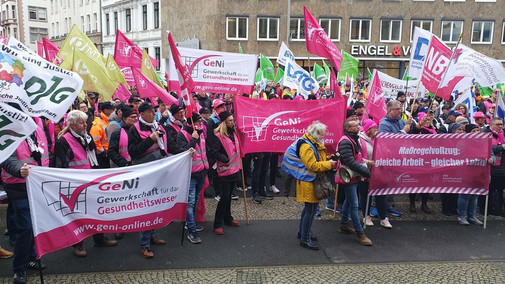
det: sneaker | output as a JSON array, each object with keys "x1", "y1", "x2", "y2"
[
  {"x1": 150, "y1": 237, "x2": 166, "y2": 245},
  {"x1": 458, "y1": 217, "x2": 470, "y2": 226},
  {"x1": 270, "y1": 185, "x2": 280, "y2": 194},
  {"x1": 231, "y1": 193, "x2": 239, "y2": 200},
  {"x1": 246, "y1": 186, "x2": 252, "y2": 191},
  {"x1": 214, "y1": 228, "x2": 224, "y2": 235},
  {"x1": 252, "y1": 194, "x2": 262, "y2": 204},
  {"x1": 336, "y1": 206, "x2": 342, "y2": 214},
  {"x1": 314, "y1": 209, "x2": 321, "y2": 217},
  {"x1": 13, "y1": 271, "x2": 27, "y2": 284},
  {"x1": 73, "y1": 245, "x2": 87, "y2": 257},
  {"x1": 226, "y1": 220, "x2": 240, "y2": 227},
  {"x1": 380, "y1": 217, "x2": 393, "y2": 229},
  {"x1": 187, "y1": 232, "x2": 202, "y2": 244},
  {"x1": 339, "y1": 224, "x2": 356, "y2": 234},
  {"x1": 184, "y1": 224, "x2": 204, "y2": 232},
  {"x1": 364, "y1": 216, "x2": 374, "y2": 227},
  {"x1": 236, "y1": 186, "x2": 243, "y2": 192},
  {"x1": 114, "y1": 233, "x2": 124, "y2": 240},
  {"x1": 259, "y1": 190, "x2": 274, "y2": 200},
  {"x1": 27, "y1": 261, "x2": 46, "y2": 270},
  {"x1": 467, "y1": 217, "x2": 483, "y2": 226},
  {"x1": 299, "y1": 241, "x2": 319, "y2": 250},
  {"x1": 94, "y1": 238, "x2": 118, "y2": 247},
  {"x1": 370, "y1": 207, "x2": 378, "y2": 217},
  {"x1": 0, "y1": 247, "x2": 13, "y2": 259},
  {"x1": 325, "y1": 206, "x2": 335, "y2": 212},
  {"x1": 214, "y1": 195, "x2": 221, "y2": 202},
  {"x1": 140, "y1": 247, "x2": 154, "y2": 259},
  {"x1": 388, "y1": 208, "x2": 401, "y2": 217}
]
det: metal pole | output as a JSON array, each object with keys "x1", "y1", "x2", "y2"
[{"x1": 286, "y1": 0, "x2": 291, "y2": 47}]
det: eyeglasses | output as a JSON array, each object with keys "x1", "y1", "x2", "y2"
[
  {"x1": 494, "y1": 123, "x2": 503, "y2": 126},
  {"x1": 392, "y1": 108, "x2": 402, "y2": 111}
]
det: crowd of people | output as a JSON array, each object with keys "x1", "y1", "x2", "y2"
[{"x1": 2, "y1": 78, "x2": 504, "y2": 283}]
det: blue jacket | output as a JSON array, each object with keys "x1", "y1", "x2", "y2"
[{"x1": 378, "y1": 115, "x2": 407, "y2": 134}]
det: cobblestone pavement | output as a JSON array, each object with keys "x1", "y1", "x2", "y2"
[{"x1": 4, "y1": 261, "x2": 505, "y2": 283}]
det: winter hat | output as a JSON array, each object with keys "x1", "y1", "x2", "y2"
[
  {"x1": 448, "y1": 123, "x2": 463, "y2": 133},
  {"x1": 346, "y1": 108, "x2": 356, "y2": 118},
  {"x1": 218, "y1": 110, "x2": 232, "y2": 122},
  {"x1": 473, "y1": 111, "x2": 487, "y2": 119},
  {"x1": 465, "y1": 124, "x2": 479, "y2": 133},
  {"x1": 455, "y1": 116, "x2": 469, "y2": 124},
  {"x1": 418, "y1": 112, "x2": 427, "y2": 121},
  {"x1": 362, "y1": 119, "x2": 378, "y2": 132}
]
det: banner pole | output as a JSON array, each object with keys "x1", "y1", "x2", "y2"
[
  {"x1": 240, "y1": 159, "x2": 250, "y2": 225},
  {"x1": 410, "y1": 80, "x2": 422, "y2": 115},
  {"x1": 37, "y1": 258, "x2": 44, "y2": 284},
  {"x1": 308, "y1": 56, "x2": 315, "y2": 95},
  {"x1": 332, "y1": 183, "x2": 339, "y2": 219},
  {"x1": 434, "y1": 33, "x2": 463, "y2": 99},
  {"x1": 180, "y1": 222, "x2": 185, "y2": 245},
  {"x1": 364, "y1": 193, "x2": 371, "y2": 230},
  {"x1": 484, "y1": 194, "x2": 488, "y2": 229}
]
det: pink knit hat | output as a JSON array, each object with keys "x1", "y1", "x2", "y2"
[{"x1": 362, "y1": 119, "x2": 378, "y2": 132}]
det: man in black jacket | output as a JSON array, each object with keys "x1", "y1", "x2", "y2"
[{"x1": 108, "y1": 106, "x2": 137, "y2": 168}]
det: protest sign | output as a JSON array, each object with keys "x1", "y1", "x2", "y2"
[
  {"x1": 375, "y1": 70, "x2": 422, "y2": 100},
  {"x1": 420, "y1": 35, "x2": 452, "y2": 96},
  {"x1": 282, "y1": 58, "x2": 319, "y2": 99},
  {"x1": 27, "y1": 151, "x2": 192, "y2": 258},
  {"x1": 408, "y1": 27, "x2": 433, "y2": 80},
  {"x1": 0, "y1": 103, "x2": 37, "y2": 164},
  {"x1": 276, "y1": 41, "x2": 295, "y2": 67}
]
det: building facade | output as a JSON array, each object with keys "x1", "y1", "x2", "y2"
[
  {"x1": 162, "y1": 0, "x2": 505, "y2": 79},
  {"x1": 101, "y1": 0, "x2": 164, "y2": 73}
]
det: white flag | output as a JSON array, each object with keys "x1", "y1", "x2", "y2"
[
  {"x1": 282, "y1": 58, "x2": 319, "y2": 99},
  {"x1": 276, "y1": 42, "x2": 296, "y2": 67},
  {"x1": 0, "y1": 102, "x2": 37, "y2": 164},
  {"x1": 408, "y1": 27, "x2": 433, "y2": 80}
]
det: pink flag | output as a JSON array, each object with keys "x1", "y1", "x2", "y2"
[
  {"x1": 36, "y1": 41, "x2": 45, "y2": 58},
  {"x1": 167, "y1": 31, "x2": 194, "y2": 117},
  {"x1": 304, "y1": 7, "x2": 342, "y2": 71},
  {"x1": 132, "y1": 68, "x2": 178, "y2": 106},
  {"x1": 420, "y1": 36, "x2": 452, "y2": 97},
  {"x1": 42, "y1": 38, "x2": 60, "y2": 64},
  {"x1": 330, "y1": 68, "x2": 341, "y2": 98},
  {"x1": 113, "y1": 83, "x2": 131, "y2": 102},
  {"x1": 437, "y1": 75, "x2": 465, "y2": 100},
  {"x1": 365, "y1": 70, "x2": 386, "y2": 124},
  {"x1": 114, "y1": 30, "x2": 158, "y2": 70},
  {"x1": 0, "y1": 35, "x2": 6, "y2": 44}
]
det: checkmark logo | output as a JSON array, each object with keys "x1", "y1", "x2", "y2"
[{"x1": 59, "y1": 171, "x2": 130, "y2": 212}]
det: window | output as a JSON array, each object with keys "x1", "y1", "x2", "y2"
[
  {"x1": 471, "y1": 21, "x2": 493, "y2": 44},
  {"x1": 142, "y1": 5, "x2": 148, "y2": 30},
  {"x1": 153, "y1": 2, "x2": 159, "y2": 29},
  {"x1": 349, "y1": 19, "x2": 371, "y2": 42},
  {"x1": 289, "y1": 18, "x2": 305, "y2": 41},
  {"x1": 319, "y1": 18, "x2": 341, "y2": 41},
  {"x1": 87, "y1": 14, "x2": 91, "y2": 32},
  {"x1": 502, "y1": 22, "x2": 505, "y2": 44},
  {"x1": 125, "y1": 8, "x2": 131, "y2": 32},
  {"x1": 29, "y1": 27, "x2": 48, "y2": 43},
  {"x1": 28, "y1": 7, "x2": 46, "y2": 21},
  {"x1": 475, "y1": 0, "x2": 496, "y2": 2},
  {"x1": 11, "y1": 5, "x2": 16, "y2": 18},
  {"x1": 380, "y1": 19, "x2": 402, "y2": 42},
  {"x1": 29, "y1": 7, "x2": 36, "y2": 20},
  {"x1": 444, "y1": 0, "x2": 465, "y2": 1},
  {"x1": 144, "y1": 47, "x2": 149, "y2": 54},
  {"x1": 114, "y1": 12, "x2": 118, "y2": 32},
  {"x1": 93, "y1": 13, "x2": 97, "y2": 32},
  {"x1": 155, "y1": 47, "x2": 160, "y2": 71},
  {"x1": 226, "y1": 16, "x2": 248, "y2": 40},
  {"x1": 441, "y1": 20, "x2": 463, "y2": 43},
  {"x1": 257, "y1": 17, "x2": 279, "y2": 41},
  {"x1": 81, "y1": 16, "x2": 85, "y2": 32},
  {"x1": 105, "y1": 14, "x2": 110, "y2": 35},
  {"x1": 13, "y1": 28, "x2": 17, "y2": 38},
  {"x1": 410, "y1": 20, "x2": 433, "y2": 41}
]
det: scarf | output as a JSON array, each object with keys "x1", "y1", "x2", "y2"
[
  {"x1": 422, "y1": 126, "x2": 437, "y2": 134},
  {"x1": 139, "y1": 117, "x2": 165, "y2": 150},
  {"x1": 491, "y1": 128, "x2": 505, "y2": 144},
  {"x1": 69, "y1": 129, "x2": 99, "y2": 167}
]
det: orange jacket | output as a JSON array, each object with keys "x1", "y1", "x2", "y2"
[{"x1": 90, "y1": 112, "x2": 109, "y2": 154}]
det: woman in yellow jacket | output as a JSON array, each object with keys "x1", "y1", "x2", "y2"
[{"x1": 296, "y1": 121, "x2": 337, "y2": 250}]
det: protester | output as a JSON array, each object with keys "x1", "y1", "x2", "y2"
[
  {"x1": 90, "y1": 102, "x2": 115, "y2": 168},
  {"x1": 482, "y1": 118, "x2": 505, "y2": 216}
]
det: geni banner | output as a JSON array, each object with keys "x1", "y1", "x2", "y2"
[
  {"x1": 369, "y1": 133, "x2": 491, "y2": 196},
  {"x1": 168, "y1": 47, "x2": 258, "y2": 94},
  {"x1": 27, "y1": 152, "x2": 192, "y2": 258},
  {"x1": 234, "y1": 96, "x2": 346, "y2": 155}
]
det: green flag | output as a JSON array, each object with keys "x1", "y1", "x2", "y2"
[
  {"x1": 367, "y1": 68, "x2": 372, "y2": 80},
  {"x1": 312, "y1": 63, "x2": 328, "y2": 86},
  {"x1": 275, "y1": 68, "x2": 284, "y2": 84},
  {"x1": 402, "y1": 66, "x2": 411, "y2": 81},
  {"x1": 260, "y1": 54, "x2": 275, "y2": 81},
  {"x1": 255, "y1": 68, "x2": 263, "y2": 84},
  {"x1": 496, "y1": 83, "x2": 505, "y2": 97},
  {"x1": 337, "y1": 51, "x2": 359, "y2": 82},
  {"x1": 322, "y1": 60, "x2": 330, "y2": 81},
  {"x1": 477, "y1": 83, "x2": 493, "y2": 97},
  {"x1": 238, "y1": 43, "x2": 243, "y2": 54}
]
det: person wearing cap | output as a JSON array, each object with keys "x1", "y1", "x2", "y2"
[
  {"x1": 199, "y1": 107, "x2": 212, "y2": 124},
  {"x1": 127, "y1": 102, "x2": 169, "y2": 259},
  {"x1": 444, "y1": 110, "x2": 461, "y2": 126},
  {"x1": 108, "y1": 106, "x2": 137, "y2": 168},
  {"x1": 155, "y1": 99, "x2": 170, "y2": 126},
  {"x1": 85, "y1": 92, "x2": 98, "y2": 113},
  {"x1": 128, "y1": 95, "x2": 141, "y2": 111},
  {"x1": 164, "y1": 104, "x2": 188, "y2": 155},
  {"x1": 455, "y1": 116, "x2": 469, "y2": 127},
  {"x1": 197, "y1": 92, "x2": 212, "y2": 110},
  {"x1": 106, "y1": 103, "x2": 126, "y2": 143},
  {"x1": 473, "y1": 112, "x2": 487, "y2": 128},
  {"x1": 353, "y1": 101, "x2": 365, "y2": 121},
  {"x1": 486, "y1": 104, "x2": 496, "y2": 124},
  {"x1": 90, "y1": 102, "x2": 115, "y2": 169},
  {"x1": 176, "y1": 112, "x2": 209, "y2": 244}
]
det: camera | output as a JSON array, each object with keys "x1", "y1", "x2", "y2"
[{"x1": 157, "y1": 131, "x2": 164, "y2": 137}]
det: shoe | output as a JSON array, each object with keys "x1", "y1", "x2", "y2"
[
  {"x1": 114, "y1": 233, "x2": 124, "y2": 240},
  {"x1": 364, "y1": 216, "x2": 374, "y2": 227},
  {"x1": 215, "y1": 195, "x2": 221, "y2": 202},
  {"x1": 73, "y1": 245, "x2": 87, "y2": 257},
  {"x1": 270, "y1": 185, "x2": 280, "y2": 194},
  {"x1": 409, "y1": 203, "x2": 416, "y2": 213},
  {"x1": 3, "y1": 228, "x2": 7, "y2": 235},
  {"x1": 150, "y1": 237, "x2": 165, "y2": 245},
  {"x1": 226, "y1": 220, "x2": 240, "y2": 227},
  {"x1": 314, "y1": 210, "x2": 321, "y2": 217},
  {"x1": 95, "y1": 238, "x2": 118, "y2": 247},
  {"x1": 421, "y1": 204, "x2": 432, "y2": 214},
  {"x1": 214, "y1": 228, "x2": 224, "y2": 235},
  {"x1": 283, "y1": 190, "x2": 290, "y2": 198},
  {"x1": 259, "y1": 190, "x2": 274, "y2": 200},
  {"x1": 187, "y1": 232, "x2": 202, "y2": 244},
  {"x1": 325, "y1": 206, "x2": 335, "y2": 212},
  {"x1": 458, "y1": 217, "x2": 470, "y2": 226},
  {"x1": 231, "y1": 193, "x2": 239, "y2": 200},
  {"x1": 236, "y1": 186, "x2": 243, "y2": 192},
  {"x1": 336, "y1": 206, "x2": 342, "y2": 214},
  {"x1": 356, "y1": 232, "x2": 372, "y2": 246},
  {"x1": 388, "y1": 208, "x2": 401, "y2": 217},
  {"x1": 468, "y1": 217, "x2": 483, "y2": 226},
  {"x1": 0, "y1": 247, "x2": 13, "y2": 259},
  {"x1": 339, "y1": 224, "x2": 356, "y2": 234},
  {"x1": 13, "y1": 271, "x2": 27, "y2": 284},
  {"x1": 380, "y1": 217, "x2": 393, "y2": 229},
  {"x1": 27, "y1": 261, "x2": 46, "y2": 270},
  {"x1": 140, "y1": 247, "x2": 154, "y2": 259},
  {"x1": 370, "y1": 207, "x2": 378, "y2": 217},
  {"x1": 184, "y1": 224, "x2": 204, "y2": 232},
  {"x1": 252, "y1": 194, "x2": 262, "y2": 204},
  {"x1": 297, "y1": 232, "x2": 318, "y2": 241},
  {"x1": 300, "y1": 241, "x2": 319, "y2": 250}
]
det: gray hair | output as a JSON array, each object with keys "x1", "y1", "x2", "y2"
[
  {"x1": 67, "y1": 110, "x2": 88, "y2": 126},
  {"x1": 387, "y1": 100, "x2": 401, "y2": 112},
  {"x1": 307, "y1": 121, "x2": 327, "y2": 139}
]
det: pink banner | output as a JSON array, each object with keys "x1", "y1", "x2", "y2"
[
  {"x1": 420, "y1": 36, "x2": 452, "y2": 95},
  {"x1": 168, "y1": 32, "x2": 194, "y2": 116},
  {"x1": 0, "y1": 35, "x2": 6, "y2": 44},
  {"x1": 132, "y1": 68, "x2": 178, "y2": 106},
  {"x1": 36, "y1": 41, "x2": 44, "y2": 58},
  {"x1": 42, "y1": 37, "x2": 60, "y2": 64},
  {"x1": 365, "y1": 70, "x2": 386, "y2": 123},
  {"x1": 369, "y1": 132, "x2": 492, "y2": 196},
  {"x1": 113, "y1": 83, "x2": 131, "y2": 102},
  {"x1": 235, "y1": 95, "x2": 346, "y2": 154}
]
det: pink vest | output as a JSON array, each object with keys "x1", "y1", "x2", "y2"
[
  {"x1": 134, "y1": 122, "x2": 168, "y2": 156},
  {"x1": 215, "y1": 132, "x2": 241, "y2": 177},
  {"x1": 119, "y1": 128, "x2": 131, "y2": 162},
  {"x1": 182, "y1": 129, "x2": 209, "y2": 173},
  {"x1": 169, "y1": 122, "x2": 182, "y2": 133},
  {"x1": 63, "y1": 132, "x2": 92, "y2": 169},
  {"x1": 336, "y1": 135, "x2": 364, "y2": 184},
  {"x1": 1, "y1": 125, "x2": 49, "y2": 184},
  {"x1": 491, "y1": 129, "x2": 505, "y2": 166}
]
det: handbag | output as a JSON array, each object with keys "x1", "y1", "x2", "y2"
[{"x1": 314, "y1": 171, "x2": 336, "y2": 200}]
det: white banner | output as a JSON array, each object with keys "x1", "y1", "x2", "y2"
[
  {"x1": 0, "y1": 43, "x2": 83, "y2": 122},
  {"x1": 282, "y1": 58, "x2": 319, "y2": 99},
  {"x1": 376, "y1": 70, "x2": 424, "y2": 99},
  {"x1": 0, "y1": 102, "x2": 37, "y2": 164},
  {"x1": 276, "y1": 41, "x2": 296, "y2": 67},
  {"x1": 167, "y1": 47, "x2": 258, "y2": 94},
  {"x1": 408, "y1": 27, "x2": 433, "y2": 80},
  {"x1": 7, "y1": 36, "x2": 41, "y2": 58},
  {"x1": 27, "y1": 151, "x2": 192, "y2": 258}
]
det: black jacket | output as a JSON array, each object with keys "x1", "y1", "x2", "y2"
[
  {"x1": 108, "y1": 121, "x2": 131, "y2": 168},
  {"x1": 2, "y1": 152, "x2": 27, "y2": 199},
  {"x1": 484, "y1": 127, "x2": 505, "y2": 176},
  {"x1": 52, "y1": 132, "x2": 98, "y2": 169},
  {"x1": 207, "y1": 127, "x2": 239, "y2": 181},
  {"x1": 176, "y1": 125, "x2": 207, "y2": 179},
  {"x1": 338, "y1": 131, "x2": 370, "y2": 178},
  {"x1": 197, "y1": 95, "x2": 212, "y2": 109}
]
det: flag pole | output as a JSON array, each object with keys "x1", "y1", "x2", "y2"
[
  {"x1": 308, "y1": 56, "x2": 314, "y2": 95},
  {"x1": 433, "y1": 33, "x2": 463, "y2": 99}
]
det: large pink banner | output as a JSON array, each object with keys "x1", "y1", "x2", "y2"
[
  {"x1": 235, "y1": 96, "x2": 346, "y2": 155},
  {"x1": 369, "y1": 132, "x2": 491, "y2": 196}
]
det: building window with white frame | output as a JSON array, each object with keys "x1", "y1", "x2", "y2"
[
  {"x1": 475, "y1": 0, "x2": 496, "y2": 2},
  {"x1": 93, "y1": 13, "x2": 97, "y2": 32},
  {"x1": 257, "y1": 17, "x2": 279, "y2": 41},
  {"x1": 226, "y1": 16, "x2": 248, "y2": 40},
  {"x1": 349, "y1": 19, "x2": 371, "y2": 42},
  {"x1": 28, "y1": 7, "x2": 47, "y2": 22},
  {"x1": 114, "y1": 11, "x2": 118, "y2": 32},
  {"x1": 29, "y1": 27, "x2": 48, "y2": 43},
  {"x1": 87, "y1": 14, "x2": 91, "y2": 33},
  {"x1": 125, "y1": 8, "x2": 132, "y2": 32},
  {"x1": 81, "y1": 16, "x2": 85, "y2": 32},
  {"x1": 154, "y1": 2, "x2": 159, "y2": 29},
  {"x1": 319, "y1": 18, "x2": 341, "y2": 41},
  {"x1": 289, "y1": 18, "x2": 305, "y2": 41},
  {"x1": 142, "y1": 5, "x2": 148, "y2": 30},
  {"x1": 380, "y1": 19, "x2": 402, "y2": 42},
  {"x1": 410, "y1": 19, "x2": 433, "y2": 41},
  {"x1": 105, "y1": 14, "x2": 110, "y2": 35},
  {"x1": 471, "y1": 20, "x2": 493, "y2": 44},
  {"x1": 441, "y1": 20, "x2": 463, "y2": 43},
  {"x1": 155, "y1": 47, "x2": 160, "y2": 71}
]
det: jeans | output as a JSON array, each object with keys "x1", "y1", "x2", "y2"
[
  {"x1": 214, "y1": 180, "x2": 236, "y2": 228},
  {"x1": 139, "y1": 230, "x2": 155, "y2": 247},
  {"x1": 6, "y1": 200, "x2": 16, "y2": 245},
  {"x1": 12, "y1": 198, "x2": 36, "y2": 274},
  {"x1": 186, "y1": 175, "x2": 205, "y2": 233},
  {"x1": 299, "y1": 202, "x2": 318, "y2": 243},
  {"x1": 357, "y1": 181, "x2": 388, "y2": 220},
  {"x1": 457, "y1": 194, "x2": 478, "y2": 218},
  {"x1": 252, "y1": 153, "x2": 271, "y2": 194},
  {"x1": 341, "y1": 183, "x2": 363, "y2": 233},
  {"x1": 269, "y1": 153, "x2": 279, "y2": 186}
]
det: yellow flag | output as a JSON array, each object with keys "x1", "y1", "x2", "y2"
[
  {"x1": 72, "y1": 48, "x2": 118, "y2": 100},
  {"x1": 141, "y1": 49, "x2": 164, "y2": 88},
  {"x1": 106, "y1": 54, "x2": 128, "y2": 86},
  {"x1": 58, "y1": 25, "x2": 106, "y2": 68}
]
